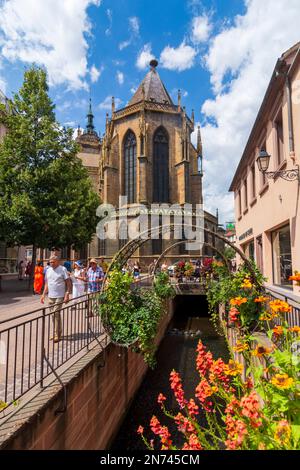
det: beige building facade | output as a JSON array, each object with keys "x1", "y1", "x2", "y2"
[{"x1": 230, "y1": 43, "x2": 300, "y2": 296}]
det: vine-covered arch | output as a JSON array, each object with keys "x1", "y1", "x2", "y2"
[
  {"x1": 101, "y1": 223, "x2": 259, "y2": 290},
  {"x1": 152, "y1": 239, "x2": 232, "y2": 276}
]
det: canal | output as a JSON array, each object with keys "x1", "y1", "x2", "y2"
[{"x1": 111, "y1": 295, "x2": 229, "y2": 450}]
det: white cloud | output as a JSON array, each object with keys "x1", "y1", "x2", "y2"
[
  {"x1": 90, "y1": 65, "x2": 103, "y2": 83},
  {"x1": 119, "y1": 40, "x2": 131, "y2": 51},
  {"x1": 129, "y1": 17, "x2": 140, "y2": 36},
  {"x1": 118, "y1": 16, "x2": 140, "y2": 50},
  {"x1": 160, "y1": 42, "x2": 197, "y2": 71},
  {"x1": 105, "y1": 8, "x2": 113, "y2": 36},
  {"x1": 116, "y1": 71, "x2": 124, "y2": 85},
  {"x1": 99, "y1": 96, "x2": 123, "y2": 110},
  {"x1": 196, "y1": 0, "x2": 300, "y2": 223},
  {"x1": 0, "y1": 0, "x2": 101, "y2": 90},
  {"x1": 136, "y1": 43, "x2": 154, "y2": 70},
  {"x1": 130, "y1": 86, "x2": 137, "y2": 94},
  {"x1": 191, "y1": 15, "x2": 211, "y2": 43},
  {"x1": 0, "y1": 76, "x2": 6, "y2": 95}
]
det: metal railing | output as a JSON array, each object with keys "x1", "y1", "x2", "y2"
[
  {"x1": 265, "y1": 285, "x2": 300, "y2": 327},
  {"x1": 0, "y1": 293, "x2": 105, "y2": 414}
]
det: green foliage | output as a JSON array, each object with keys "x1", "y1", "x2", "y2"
[
  {"x1": 99, "y1": 269, "x2": 173, "y2": 367},
  {"x1": 223, "y1": 246, "x2": 236, "y2": 260},
  {"x1": 154, "y1": 272, "x2": 176, "y2": 299},
  {"x1": 0, "y1": 66, "x2": 100, "y2": 250},
  {"x1": 206, "y1": 261, "x2": 266, "y2": 330}
]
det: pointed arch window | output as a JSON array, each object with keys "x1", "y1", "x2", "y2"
[
  {"x1": 153, "y1": 127, "x2": 169, "y2": 203},
  {"x1": 124, "y1": 130, "x2": 137, "y2": 203}
]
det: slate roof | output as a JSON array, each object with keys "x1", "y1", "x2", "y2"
[{"x1": 129, "y1": 65, "x2": 174, "y2": 106}]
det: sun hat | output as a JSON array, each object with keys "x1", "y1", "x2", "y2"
[
  {"x1": 90, "y1": 258, "x2": 98, "y2": 264},
  {"x1": 75, "y1": 260, "x2": 83, "y2": 267}
]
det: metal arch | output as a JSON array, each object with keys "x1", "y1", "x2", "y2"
[
  {"x1": 152, "y1": 240, "x2": 231, "y2": 276},
  {"x1": 101, "y1": 223, "x2": 259, "y2": 290}
]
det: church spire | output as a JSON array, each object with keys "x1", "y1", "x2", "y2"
[
  {"x1": 86, "y1": 98, "x2": 96, "y2": 134},
  {"x1": 197, "y1": 125, "x2": 202, "y2": 155},
  {"x1": 197, "y1": 125, "x2": 203, "y2": 176}
]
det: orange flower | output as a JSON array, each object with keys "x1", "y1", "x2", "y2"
[
  {"x1": 224, "y1": 360, "x2": 243, "y2": 376},
  {"x1": 274, "y1": 420, "x2": 291, "y2": 445},
  {"x1": 271, "y1": 373, "x2": 294, "y2": 389},
  {"x1": 272, "y1": 325, "x2": 284, "y2": 337},
  {"x1": 252, "y1": 345, "x2": 273, "y2": 357},
  {"x1": 289, "y1": 326, "x2": 300, "y2": 335},
  {"x1": 259, "y1": 311, "x2": 278, "y2": 321},
  {"x1": 230, "y1": 296, "x2": 248, "y2": 307},
  {"x1": 255, "y1": 296, "x2": 269, "y2": 303},
  {"x1": 233, "y1": 340, "x2": 249, "y2": 353},
  {"x1": 241, "y1": 278, "x2": 252, "y2": 289},
  {"x1": 269, "y1": 299, "x2": 291, "y2": 314}
]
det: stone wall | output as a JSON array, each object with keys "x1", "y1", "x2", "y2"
[{"x1": 0, "y1": 302, "x2": 173, "y2": 450}]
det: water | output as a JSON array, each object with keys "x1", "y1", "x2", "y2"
[{"x1": 111, "y1": 296, "x2": 229, "y2": 450}]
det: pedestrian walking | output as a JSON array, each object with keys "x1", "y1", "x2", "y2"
[
  {"x1": 133, "y1": 262, "x2": 140, "y2": 282},
  {"x1": 34, "y1": 261, "x2": 44, "y2": 295},
  {"x1": 72, "y1": 260, "x2": 86, "y2": 299},
  {"x1": 18, "y1": 260, "x2": 24, "y2": 280},
  {"x1": 86, "y1": 259, "x2": 103, "y2": 294},
  {"x1": 41, "y1": 255, "x2": 72, "y2": 343},
  {"x1": 24, "y1": 260, "x2": 32, "y2": 278}
]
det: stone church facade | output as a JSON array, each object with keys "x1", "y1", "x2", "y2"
[{"x1": 76, "y1": 60, "x2": 221, "y2": 264}]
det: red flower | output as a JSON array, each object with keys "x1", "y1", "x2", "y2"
[
  {"x1": 175, "y1": 413, "x2": 196, "y2": 433},
  {"x1": 196, "y1": 340, "x2": 213, "y2": 377},
  {"x1": 137, "y1": 426, "x2": 144, "y2": 435},
  {"x1": 195, "y1": 378, "x2": 214, "y2": 411},
  {"x1": 225, "y1": 415, "x2": 248, "y2": 450},
  {"x1": 228, "y1": 307, "x2": 240, "y2": 323},
  {"x1": 240, "y1": 391, "x2": 262, "y2": 428},
  {"x1": 157, "y1": 393, "x2": 167, "y2": 405},
  {"x1": 182, "y1": 434, "x2": 202, "y2": 450},
  {"x1": 187, "y1": 399, "x2": 199, "y2": 417},
  {"x1": 170, "y1": 370, "x2": 187, "y2": 409}
]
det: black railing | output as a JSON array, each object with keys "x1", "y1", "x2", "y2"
[{"x1": 0, "y1": 293, "x2": 104, "y2": 414}]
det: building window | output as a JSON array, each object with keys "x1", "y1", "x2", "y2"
[
  {"x1": 256, "y1": 235, "x2": 263, "y2": 273},
  {"x1": 275, "y1": 109, "x2": 284, "y2": 166},
  {"x1": 124, "y1": 130, "x2": 137, "y2": 204},
  {"x1": 98, "y1": 238, "x2": 106, "y2": 256},
  {"x1": 153, "y1": 127, "x2": 169, "y2": 203},
  {"x1": 243, "y1": 240, "x2": 255, "y2": 260},
  {"x1": 238, "y1": 189, "x2": 242, "y2": 217},
  {"x1": 272, "y1": 224, "x2": 292, "y2": 288},
  {"x1": 251, "y1": 164, "x2": 256, "y2": 199},
  {"x1": 244, "y1": 179, "x2": 248, "y2": 209}
]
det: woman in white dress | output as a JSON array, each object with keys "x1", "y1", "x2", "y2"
[{"x1": 72, "y1": 261, "x2": 86, "y2": 300}]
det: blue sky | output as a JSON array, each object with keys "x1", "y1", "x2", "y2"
[{"x1": 0, "y1": 0, "x2": 300, "y2": 224}]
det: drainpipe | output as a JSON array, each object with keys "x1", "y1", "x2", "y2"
[
  {"x1": 286, "y1": 75, "x2": 295, "y2": 160},
  {"x1": 286, "y1": 44, "x2": 300, "y2": 161}
]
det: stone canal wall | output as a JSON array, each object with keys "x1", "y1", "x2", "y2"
[{"x1": 0, "y1": 301, "x2": 173, "y2": 450}]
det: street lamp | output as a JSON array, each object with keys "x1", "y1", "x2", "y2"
[{"x1": 256, "y1": 149, "x2": 300, "y2": 182}]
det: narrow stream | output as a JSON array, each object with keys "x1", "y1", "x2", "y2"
[{"x1": 111, "y1": 295, "x2": 229, "y2": 450}]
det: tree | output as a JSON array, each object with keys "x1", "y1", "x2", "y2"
[{"x1": 0, "y1": 66, "x2": 100, "y2": 276}]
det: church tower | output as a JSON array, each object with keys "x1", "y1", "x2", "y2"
[{"x1": 100, "y1": 60, "x2": 203, "y2": 259}]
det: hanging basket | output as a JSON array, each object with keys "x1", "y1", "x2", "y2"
[{"x1": 99, "y1": 298, "x2": 140, "y2": 348}]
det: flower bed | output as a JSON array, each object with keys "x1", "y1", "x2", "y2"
[{"x1": 137, "y1": 262, "x2": 300, "y2": 450}]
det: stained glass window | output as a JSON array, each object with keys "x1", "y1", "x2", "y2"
[
  {"x1": 124, "y1": 130, "x2": 137, "y2": 203},
  {"x1": 153, "y1": 127, "x2": 169, "y2": 203}
]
